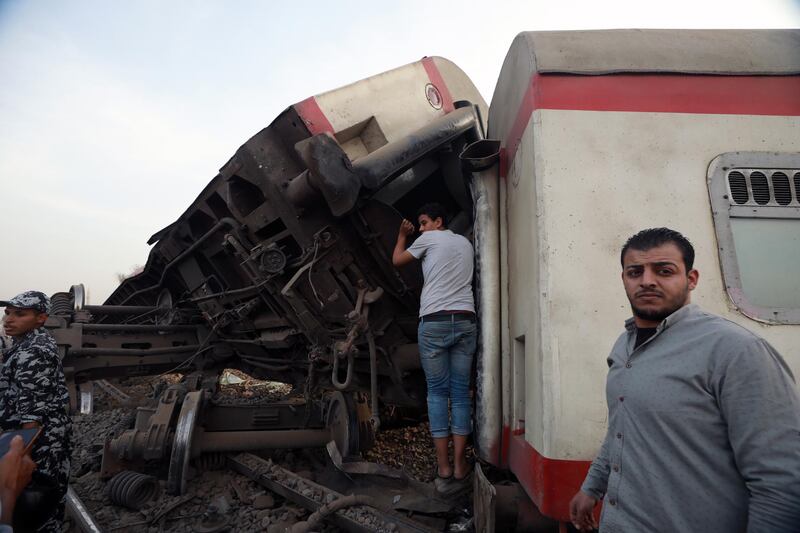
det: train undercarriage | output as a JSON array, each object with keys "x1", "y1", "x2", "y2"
[{"x1": 46, "y1": 91, "x2": 499, "y2": 505}]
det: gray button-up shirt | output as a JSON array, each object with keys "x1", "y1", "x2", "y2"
[{"x1": 581, "y1": 304, "x2": 800, "y2": 532}]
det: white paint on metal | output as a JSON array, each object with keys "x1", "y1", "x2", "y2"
[
  {"x1": 314, "y1": 57, "x2": 487, "y2": 147},
  {"x1": 472, "y1": 163, "x2": 502, "y2": 464},
  {"x1": 506, "y1": 108, "x2": 800, "y2": 461},
  {"x1": 508, "y1": 30, "x2": 800, "y2": 76},
  {"x1": 499, "y1": 175, "x2": 513, "y2": 437},
  {"x1": 488, "y1": 30, "x2": 800, "y2": 147}
]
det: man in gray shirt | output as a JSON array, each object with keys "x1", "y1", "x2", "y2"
[
  {"x1": 570, "y1": 228, "x2": 800, "y2": 532},
  {"x1": 393, "y1": 203, "x2": 476, "y2": 492}
]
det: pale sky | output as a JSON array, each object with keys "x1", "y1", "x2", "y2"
[{"x1": 1, "y1": 0, "x2": 798, "y2": 303}]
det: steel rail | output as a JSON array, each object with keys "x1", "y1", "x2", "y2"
[
  {"x1": 66, "y1": 487, "x2": 104, "y2": 533},
  {"x1": 228, "y1": 452, "x2": 440, "y2": 533}
]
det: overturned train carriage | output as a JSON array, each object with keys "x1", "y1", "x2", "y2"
[{"x1": 50, "y1": 57, "x2": 492, "y2": 492}]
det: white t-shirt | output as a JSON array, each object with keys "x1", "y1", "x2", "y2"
[{"x1": 407, "y1": 229, "x2": 475, "y2": 317}]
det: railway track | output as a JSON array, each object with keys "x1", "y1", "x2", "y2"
[
  {"x1": 229, "y1": 452, "x2": 442, "y2": 533},
  {"x1": 67, "y1": 450, "x2": 457, "y2": 533},
  {"x1": 65, "y1": 376, "x2": 468, "y2": 533}
]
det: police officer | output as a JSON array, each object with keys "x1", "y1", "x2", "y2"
[{"x1": 0, "y1": 291, "x2": 71, "y2": 532}]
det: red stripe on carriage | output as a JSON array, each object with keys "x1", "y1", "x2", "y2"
[
  {"x1": 422, "y1": 57, "x2": 455, "y2": 113},
  {"x1": 507, "y1": 430, "x2": 596, "y2": 523},
  {"x1": 294, "y1": 97, "x2": 335, "y2": 135},
  {"x1": 502, "y1": 74, "x2": 800, "y2": 176}
]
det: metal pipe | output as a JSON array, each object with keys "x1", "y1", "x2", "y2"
[
  {"x1": 284, "y1": 169, "x2": 321, "y2": 208},
  {"x1": 69, "y1": 345, "x2": 201, "y2": 356},
  {"x1": 290, "y1": 106, "x2": 480, "y2": 217},
  {"x1": 66, "y1": 487, "x2": 103, "y2": 533},
  {"x1": 454, "y1": 100, "x2": 485, "y2": 143},
  {"x1": 196, "y1": 429, "x2": 332, "y2": 453},
  {"x1": 354, "y1": 106, "x2": 480, "y2": 190},
  {"x1": 187, "y1": 278, "x2": 271, "y2": 303},
  {"x1": 499, "y1": 170, "x2": 512, "y2": 464},
  {"x1": 119, "y1": 217, "x2": 239, "y2": 304},
  {"x1": 230, "y1": 453, "x2": 438, "y2": 533},
  {"x1": 294, "y1": 494, "x2": 381, "y2": 533},
  {"x1": 81, "y1": 324, "x2": 199, "y2": 332},
  {"x1": 366, "y1": 330, "x2": 380, "y2": 430},
  {"x1": 461, "y1": 139, "x2": 503, "y2": 466},
  {"x1": 83, "y1": 305, "x2": 159, "y2": 315}
]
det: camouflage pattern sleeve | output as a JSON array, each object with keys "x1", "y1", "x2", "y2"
[
  {"x1": 12, "y1": 338, "x2": 62, "y2": 425},
  {"x1": 0, "y1": 334, "x2": 11, "y2": 354}
]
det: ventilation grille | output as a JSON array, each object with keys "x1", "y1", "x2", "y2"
[{"x1": 726, "y1": 169, "x2": 800, "y2": 206}]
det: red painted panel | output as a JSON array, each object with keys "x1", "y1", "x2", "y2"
[
  {"x1": 503, "y1": 80, "x2": 539, "y2": 178},
  {"x1": 536, "y1": 74, "x2": 800, "y2": 115},
  {"x1": 498, "y1": 147, "x2": 509, "y2": 181},
  {"x1": 422, "y1": 57, "x2": 455, "y2": 113},
  {"x1": 508, "y1": 431, "x2": 594, "y2": 522},
  {"x1": 500, "y1": 424, "x2": 511, "y2": 468},
  {"x1": 502, "y1": 74, "x2": 800, "y2": 176},
  {"x1": 294, "y1": 96, "x2": 334, "y2": 135}
]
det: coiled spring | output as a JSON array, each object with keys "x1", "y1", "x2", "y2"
[
  {"x1": 107, "y1": 470, "x2": 160, "y2": 510},
  {"x1": 49, "y1": 292, "x2": 73, "y2": 317}
]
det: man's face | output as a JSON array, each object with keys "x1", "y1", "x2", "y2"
[
  {"x1": 3, "y1": 307, "x2": 47, "y2": 337},
  {"x1": 622, "y1": 242, "x2": 699, "y2": 326},
  {"x1": 417, "y1": 214, "x2": 443, "y2": 233}
]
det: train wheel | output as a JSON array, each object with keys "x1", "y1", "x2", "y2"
[
  {"x1": 353, "y1": 392, "x2": 376, "y2": 452},
  {"x1": 167, "y1": 390, "x2": 203, "y2": 495},
  {"x1": 325, "y1": 391, "x2": 360, "y2": 460}
]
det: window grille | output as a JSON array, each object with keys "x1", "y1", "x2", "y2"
[{"x1": 708, "y1": 153, "x2": 800, "y2": 324}]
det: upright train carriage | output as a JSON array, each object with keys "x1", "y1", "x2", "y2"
[
  {"x1": 47, "y1": 29, "x2": 800, "y2": 530},
  {"x1": 473, "y1": 29, "x2": 800, "y2": 527}
]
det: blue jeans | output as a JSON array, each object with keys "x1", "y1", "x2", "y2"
[{"x1": 417, "y1": 317, "x2": 477, "y2": 438}]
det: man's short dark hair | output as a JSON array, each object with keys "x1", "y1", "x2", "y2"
[
  {"x1": 417, "y1": 203, "x2": 448, "y2": 227},
  {"x1": 621, "y1": 228, "x2": 695, "y2": 271}
]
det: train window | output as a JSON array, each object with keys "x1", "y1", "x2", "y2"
[{"x1": 708, "y1": 152, "x2": 800, "y2": 324}]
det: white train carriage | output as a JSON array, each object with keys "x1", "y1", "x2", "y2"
[
  {"x1": 474, "y1": 29, "x2": 800, "y2": 525},
  {"x1": 293, "y1": 56, "x2": 487, "y2": 151}
]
